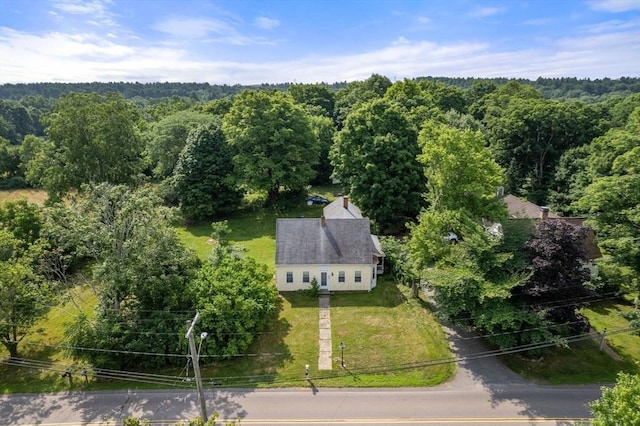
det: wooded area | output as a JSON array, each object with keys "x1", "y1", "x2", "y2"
[{"x1": 1, "y1": 75, "x2": 639, "y2": 373}]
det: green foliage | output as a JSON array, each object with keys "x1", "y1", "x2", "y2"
[
  {"x1": 0, "y1": 199, "x2": 42, "y2": 245},
  {"x1": 62, "y1": 184, "x2": 199, "y2": 369},
  {"x1": 0, "y1": 204, "x2": 53, "y2": 357},
  {"x1": 418, "y1": 121, "x2": 506, "y2": 222},
  {"x1": 333, "y1": 73, "x2": 392, "y2": 128},
  {"x1": 192, "y1": 250, "x2": 278, "y2": 357},
  {"x1": 309, "y1": 276, "x2": 319, "y2": 297},
  {"x1": 577, "y1": 108, "x2": 640, "y2": 294},
  {"x1": 308, "y1": 115, "x2": 335, "y2": 184},
  {"x1": 30, "y1": 93, "x2": 144, "y2": 200},
  {"x1": 484, "y1": 97, "x2": 603, "y2": 202},
  {"x1": 172, "y1": 123, "x2": 243, "y2": 220},
  {"x1": 145, "y1": 110, "x2": 217, "y2": 179},
  {"x1": 0, "y1": 137, "x2": 25, "y2": 189},
  {"x1": 222, "y1": 90, "x2": 319, "y2": 204},
  {"x1": 590, "y1": 371, "x2": 640, "y2": 426},
  {"x1": 289, "y1": 83, "x2": 335, "y2": 117},
  {"x1": 331, "y1": 98, "x2": 424, "y2": 231}
]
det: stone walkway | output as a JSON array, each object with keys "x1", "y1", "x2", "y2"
[{"x1": 318, "y1": 295, "x2": 332, "y2": 370}]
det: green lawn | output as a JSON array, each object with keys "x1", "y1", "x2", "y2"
[
  {"x1": 196, "y1": 278, "x2": 454, "y2": 387},
  {"x1": 503, "y1": 296, "x2": 640, "y2": 384},
  {"x1": 1, "y1": 190, "x2": 454, "y2": 392}
]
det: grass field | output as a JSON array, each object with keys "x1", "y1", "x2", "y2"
[
  {"x1": 503, "y1": 296, "x2": 640, "y2": 384},
  {"x1": 0, "y1": 188, "x2": 49, "y2": 205},
  {"x1": 1, "y1": 188, "x2": 454, "y2": 392}
]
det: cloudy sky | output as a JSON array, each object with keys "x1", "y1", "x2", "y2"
[{"x1": 0, "y1": 0, "x2": 638, "y2": 84}]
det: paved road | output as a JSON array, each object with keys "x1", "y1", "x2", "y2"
[
  {"x1": 0, "y1": 384, "x2": 602, "y2": 425},
  {"x1": 0, "y1": 323, "x2": 605, "y2": 425}
]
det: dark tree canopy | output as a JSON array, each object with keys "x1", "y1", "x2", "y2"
[
  {"x1": 331, "y1": 98, "x2": 424, "y2": 231},
  {"x1": 518, "y1": 219, "x2": 594, "y2": 331},
  {"x1": 172, "y1": 122, "x2": 243, "y2": 220}
]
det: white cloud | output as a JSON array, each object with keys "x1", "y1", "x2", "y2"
[
  {"x1": 51, "y1": 0, "x2": 112, "y2": 15},
  {"x1": 469, "y1": 7, "x2": 504, "y2": 18},
  {"x1": 586, "y1": 0, "x2": 640, "y2": 13},
  {"x1": 254, "y1": 17, "x2": 280, "y2": 30},
  {"x1": 0, "y1": 22, "x2": 638, "y2": 84},
  {"x1": 152, "y1": 17, "x2": 234, "y2": 39},
  {"x1": 392, "y1": 36, "x2": 411, "y2": 46},
  {"x1": 417, "y1": 16, "x2": 432, "y2": 24}
]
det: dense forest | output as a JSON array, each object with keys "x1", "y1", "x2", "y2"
[{"x1": 1, "y1": 74, "x2": 639, "y2": 370}]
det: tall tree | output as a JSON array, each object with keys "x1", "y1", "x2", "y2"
[
  {"x1": 222, "y1": 90, "x2": 319, "y2": 203},
  {"x1": 172, "y1": 122, "x2": 242, "y2": 220},
  {"x1": 289, "y1": 83, "x2": 335, "y2": 117},
  {"x1": 331, "y1": 98, "x2": 424, "y2": 231},
  {"x1": 417, "y1": 121, "x2": 506, "y2": 221},
  {"x1": 333, "y1": 74, "x2": 392, "y2": 128},
  {"x1": 0, "y1": 202, "x2": 53, "y2": 358},
  {"x1": 308, "y1": 115, "x2": 335, "y2": 185},
  {"x1": 144, "y1": 110, "x2": 217, "y2": 179},
  {"x1": 517, "y1": 219, "x2": 594, "y2": 331},
  {"x1": 63, "y1": 184, "x2": 199, "y2": 369},
  {"x1": 31, "y1": 93, "x2": 143, "y2": 199},
  {"x1": 485, "y1": 98, "x2": 603, "y2": 202}
]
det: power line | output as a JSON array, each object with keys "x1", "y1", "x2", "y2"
[{"x1": 3, "y1": 327, "x2": 635, "y2": 388}]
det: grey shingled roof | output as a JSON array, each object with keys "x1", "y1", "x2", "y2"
[
  {"x1": 323, "y1": 196, "x2": 363, "y2": 219},
  {"x1": 276, "y1": 218, "x2": 375, "y2": 265}
]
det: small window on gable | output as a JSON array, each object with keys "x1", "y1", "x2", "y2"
[
  {"x1": 355, "y1": 270, "x2": 362, "y2": 283},
  {"x1": 286, "y1": 271, "x2": 293, "y2": 283},
  {"x1": 338, "y1": 271, "x2": 345, "y2": 283},
  {"x1": 303, "y1": 271, "x2": 310, "y2": 283}
]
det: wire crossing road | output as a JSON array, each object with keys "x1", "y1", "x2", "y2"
[{"x1": 0, "y1": 385, "x2": 601, "y2": 425}]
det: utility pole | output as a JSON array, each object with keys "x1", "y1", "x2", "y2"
[{"x1": 186, "y1": 312, "x2": 208, "y2": 422}]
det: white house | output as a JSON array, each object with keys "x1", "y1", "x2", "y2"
[{"x1": 275, "y1": 198, "x2": 385, "y2": 291}]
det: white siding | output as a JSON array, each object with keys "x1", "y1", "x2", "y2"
[{"x1": 276, "y1": 264, "x2": 375, "y2": 291}]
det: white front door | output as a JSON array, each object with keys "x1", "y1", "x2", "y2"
[{"x1": 319, "y1": 268, "x2": 329, "y2": 289}]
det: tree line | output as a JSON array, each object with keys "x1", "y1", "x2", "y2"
[{"x1": 1, "y1": 74, "x2": 638, "y2": 369}]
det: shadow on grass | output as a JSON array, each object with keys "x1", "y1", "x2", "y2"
[
  {"x1": 588, "y1": 297, "x2": 635, "y2": 316},
  {"x1": 327, "y1": 278, "x2": 407, "y2": 308},
  {"x1": 198, "y1": 299, "x2": 293, "y2": 388}
]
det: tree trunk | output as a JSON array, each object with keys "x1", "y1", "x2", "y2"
[
  {"x1": 411, "y1": 280, "x2": 419, "y2": 298},
  {"x1": 6, "y1": 341, "x2": 18, "y2": 358}
]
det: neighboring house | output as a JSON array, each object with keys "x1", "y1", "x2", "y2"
[
  {"x1": 502, "y1": 194, "x2": 601, "y2": 260},
  {"x1": 275, "y1": 197, "x2": 385, "y2": 292}
]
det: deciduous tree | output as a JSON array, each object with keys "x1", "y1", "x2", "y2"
[
  {"x1": 331, "y1": 98, "x2": 424, "y2": 231},
  {"x1": 222, "y1": 90, "x2": 319, "y2": 204},
  {"x1": 31, "y1": 93, "x2": 143, "y2": 199}
]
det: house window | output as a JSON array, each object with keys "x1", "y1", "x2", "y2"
[
  {"x1": 355, "y1": 270, "x2": 362, "y2": 283},
  {"x1": 286, "y1": 272, "x2": 293, "y2": 283},
  {"x1": 302, "y1": 271, "x2": 310, "y2": 283},
  {"x1": 338, "y1": 271, "x2": 345, "y2": 283}
]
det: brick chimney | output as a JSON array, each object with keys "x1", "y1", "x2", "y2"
[
  {"x1": 343, "y1": 196, "x2": 349, "y2": 209},
  {"x1": 321, "y1": 215, "x2": 326, "y2": 227},
  {"x1": 540, "y1": 206, "x2": 549, "y2": 220}
]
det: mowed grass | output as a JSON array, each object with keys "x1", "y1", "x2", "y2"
[
  {"x1": 1, "y1": 187, "x2": 454, "y2": 391},
  {"x1": 503, "y1": 295, "x2": 640, "y2": 384},
  {"x1": 176, "y1": 203, "x2": 327, "y2": 268},
  {"x1": 197, "y1": 279, "x2": 454, "y2": 387}
]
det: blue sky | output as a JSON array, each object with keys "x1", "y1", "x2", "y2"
[{"x1": 0, "y1": 0, "x2": 638, "y2": 84}]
